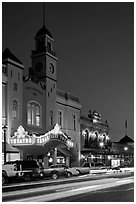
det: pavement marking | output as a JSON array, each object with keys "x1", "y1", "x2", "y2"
[
  {"x1": 116, "y1": 178, "x2": 134, "y2": 183},
  {"x1": 79, "y1": 175, "x2": 88, "y2": 178},
  {"x1": 72, "y1": 185, "x2": 99, "y2": 192}
]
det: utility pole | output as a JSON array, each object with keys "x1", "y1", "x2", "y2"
[{"x1": 2, "y1": 125, "x2": 7, "y2": 163}]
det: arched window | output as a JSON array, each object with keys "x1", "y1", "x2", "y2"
[
  {"x1": 27, "y1": 102, "x2": 41, "y2": 126},
  {"x1": 12, "y1": 99, "x2": 18, "y2": 119},
  {"x1": 49, "y1": 110, "x2": 53, "y2": 126},
  {"x1": 47, "y1": 41, "x2": 51, "y2": 52}
]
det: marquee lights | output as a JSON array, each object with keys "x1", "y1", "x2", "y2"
[
  {"x1": 10, "y1": 125, "x2": 74, "y2": 148},
  {"x1": 82, "y1": 128, "x2": 110, "y2": 141}
]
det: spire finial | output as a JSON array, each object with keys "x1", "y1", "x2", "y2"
[
  {"x1": 43, "y1": 2, "x2": 45, "y2": 27},
  {"x1": 125, "y1": 120, "x2": 128, "y2": 135}
]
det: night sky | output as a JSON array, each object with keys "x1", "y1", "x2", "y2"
[{"x1": 2, "y1": 2, "x2": 134, "y2": 142}]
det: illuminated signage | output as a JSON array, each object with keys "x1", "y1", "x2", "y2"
[{"x1": 10, "y1": 124, "x2": 74, "y2": 148}]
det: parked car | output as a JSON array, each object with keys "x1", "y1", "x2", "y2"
[
  {"x1": 90, "y1": 162, "x2": 110, "y2": 174},
  {"x1": 63, "y1": 165, "x2": 79, "y2": 178},
  {"x1": 42, "y1": 164, "x2": 68, "y2": 179},
  {"x1": 92, "y1": 162, "x2": 105, "y2": 167},
  {"x1": 2, "y1": 160, "x2": 42, "y2": 184},
  {"x1": 42, "y1": 163, "x2": 80, "y2": 179},
  {"x1": 2, "y1": 162, "x2": 18, "y2": 185},
  {"x1": 2, "y1": 169, "x2": 9, "y2": 185},
  {"x1": 74, "y1": 162, "x2": 90, "y2": 175}
]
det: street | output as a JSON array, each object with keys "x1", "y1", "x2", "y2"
[
  {"x1": 52, "y1": 183, "x2": 134, "y2": 202},
  {"x1": 2, "y1": 172, "x2": 134, "y2": 202}
]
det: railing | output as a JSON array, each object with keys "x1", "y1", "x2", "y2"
[{"x1": 57, "y1": 89, "x2": 80, "y2": 103}]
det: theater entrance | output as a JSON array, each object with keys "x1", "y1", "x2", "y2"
[{"x1": 9, "y1": 124, "x2": 75, "y2": 167}]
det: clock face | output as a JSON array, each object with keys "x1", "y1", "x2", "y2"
[
  {"x1": 49, "y1": 63, "x2": 55, "y2": 74},
  {"x1": 35, "y1": 62, "x2": 43, "y2": 72}
]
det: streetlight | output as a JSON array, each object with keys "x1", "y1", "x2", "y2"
[
  {"x1": 124, "y1": 146, "x2": 128, "y2": 151},
  {"x1": 99, "y1": 142, "x2": 104, "y2": 148},
  {"x1": 2, "y1": 125, "x2": 7, "y2": 163}
]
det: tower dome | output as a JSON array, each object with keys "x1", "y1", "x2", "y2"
[{"x1": 36, "y1": 25, "x2": 52, "y2": 38}]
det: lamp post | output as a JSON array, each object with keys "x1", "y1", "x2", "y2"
[
  {"x1": 124, "y1": 146, "x2": 128, "y2": 151},
  {"x1": 2, "y1": 125, "x2": 7, "y2": 163},
  {"x1": 99, "y1": 142, "x2": 104, "y2": 148}
]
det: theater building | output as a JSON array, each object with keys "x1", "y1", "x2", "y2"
[
  {"x1": 2, "y1": 25, "x2": 81, "y2": 167},
  {"x1": 80, "y1": 111, "x2": 112, "y2": 166},
  {"x1": 3, "y1": 23, "x2": 132, "y2": 168}
]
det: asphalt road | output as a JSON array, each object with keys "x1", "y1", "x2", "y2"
[
  {"x1": 52, "y1": 183, "x2": 134, "y2": 202},
  {"x1": 2, "y1": 172, "x2": 134, "y2": 202}
]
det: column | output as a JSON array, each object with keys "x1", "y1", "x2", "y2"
[
  {"x1": 66, "y1": 156, "x2": 70, "y2": 166},
  {"x1": 52, "y1": 148, "x2": 57, "y2": 165},
  {"x1": 43, "y1": 156, "x2": 48, "y2": 168}
]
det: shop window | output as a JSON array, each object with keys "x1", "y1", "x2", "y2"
[
  {"x1": 27, "y1": 101, "x2": 41, "y2": 127},
  {"x1": 12, "y1": 99, "x2": 18, "y2": 119},
  {"x1": 49, "y1": 110, "x2": 53, "y2": 126},
  {"x1": 58, "y1": 110, "x2": 63, "y2": 127}
]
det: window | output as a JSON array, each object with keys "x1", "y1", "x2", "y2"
[
  {"x1": 49, "y1": 110, "x2": 53, "y2": 126},
  {"x1": 72, "y1": 114, "x2": 76, "y2": 130},
  {"x1": 14, "y1": 83, "x2": 17, "y2": 91},
  {"x1": 47, "y1": 41, "x2": 51, "y2": 52},
  {"x1": 27, "y1": 102, "x2": 41, "y2": 126},
  {"x1": 58, "y1": 110, "x2": 63, "y2": 127},
  {"x1": 84, "y1": 130, "x2": 89, "y2": 147},
  {"x1": 12, "y1": 99, "x2": 18, "y2": 119}
]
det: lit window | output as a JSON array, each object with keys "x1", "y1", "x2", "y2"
[
  {"x1": 58, "y1": 110, "x2": 63, "y2": 127},
  {"x1": 27, "y1": 102, "x2": 41, "y2": 126},
  {"x1": 72, "y1": 114, "x2": 76, "y2": 130},
  {"x1": 36, "y1": 106, "x2": 40, "y2": 126},
  {"x1": 49, "y1": 111, "x2": 53, "y2": 126},
  {"x1": 12, "y1": 99, "x2": 18, "y2": 119}
]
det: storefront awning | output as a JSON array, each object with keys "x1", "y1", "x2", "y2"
[
  {"x1": 2, "y1": 142, "x2": 19, "y2": 153},
  {"x1": 59, "y1": 148, "x2": 73, "y2": 157}
]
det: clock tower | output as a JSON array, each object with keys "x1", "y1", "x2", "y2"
[{"x1": 30, "y1": 25, "x2": 58, "y2": 131}]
